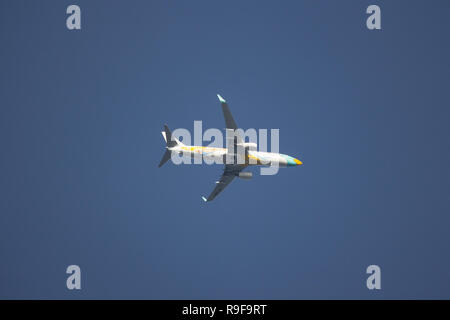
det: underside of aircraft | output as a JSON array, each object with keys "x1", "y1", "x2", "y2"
[{"x1": 159, "y1": 95, "x2": 302, "y2": 202}]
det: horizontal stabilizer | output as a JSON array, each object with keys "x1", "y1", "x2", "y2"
[{"x1": 158, "y1": 149, "x2": 172, "y2": 168}]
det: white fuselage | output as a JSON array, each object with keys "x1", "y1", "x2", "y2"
[{"x1": 170, "y1": 144, "x2": 302, "y2": 167}]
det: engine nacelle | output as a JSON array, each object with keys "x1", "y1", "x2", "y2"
[{"x1": 237, "y1": 172, "x2": 253, "y2": 180}]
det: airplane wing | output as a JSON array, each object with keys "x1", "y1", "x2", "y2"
[
  {"x1": 218, "y1": 94, "x2": 237, "y2": 130},
  {"x1": 201, "y1": 95, "x2": 247, "y2": 202},
  {"x1": 218, "y1": 94, "x2": 243, "y2": 147},
  {"x1": 202, "y1": 164, "x2": 246, "y2": 202}
]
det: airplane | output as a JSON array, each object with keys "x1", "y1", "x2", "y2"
[{"x1": 158, "y1": 94, "x2": 303, "y2": 202}]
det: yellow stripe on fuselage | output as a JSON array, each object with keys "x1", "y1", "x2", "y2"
[{"x1": 181, "y1": 146, "x2": 225, "y2": 151}]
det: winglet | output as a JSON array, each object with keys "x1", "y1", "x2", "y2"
[
  {"x1": 202, "y1": 196, "x2": 208, "y2": 202},
  {"x1": 217, "y1": 94, "x2": 226, "y2": 103}
]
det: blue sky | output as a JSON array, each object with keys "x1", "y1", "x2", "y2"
[{"x1": 1, "y1": 0, "x2": 450, "y2": 298}]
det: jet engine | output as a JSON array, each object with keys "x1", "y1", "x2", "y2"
[{"x1": 237, "y1": 172, "x2": 253, "y2": 180}]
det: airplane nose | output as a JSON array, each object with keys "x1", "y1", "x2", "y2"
[{"x1": 281, "y1": 154, "x2": 302, "y2": 166}]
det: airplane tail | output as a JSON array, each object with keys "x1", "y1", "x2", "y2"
[{"x1": 158, "y1": 124, "x2": 182, "y2": 167}]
